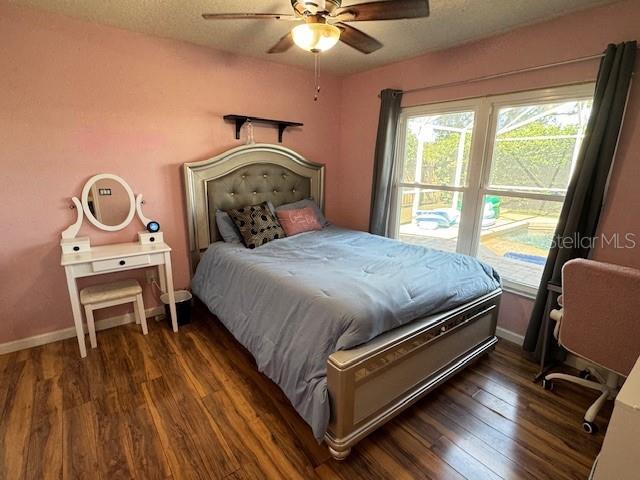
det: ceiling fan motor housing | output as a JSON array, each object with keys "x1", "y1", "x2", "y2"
[{"x1": 292, "y1": 0, "x2": 342, "y2": 16}]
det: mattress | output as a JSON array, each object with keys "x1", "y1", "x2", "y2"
[{"x1": 192, "y1": 226, "x2": 501, "y2": 440}]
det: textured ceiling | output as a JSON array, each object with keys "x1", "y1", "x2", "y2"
[{"x1": 14, "y1": 0, "x2": 619, "y2": 75}]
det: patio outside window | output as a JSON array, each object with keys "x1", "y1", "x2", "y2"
[{"x1": 393, "y1": 85, "x2": 594, "y2": 295}]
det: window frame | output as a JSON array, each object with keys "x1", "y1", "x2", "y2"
[{"x1": 391, "y1": 83, "x2": 595, "y2": 297}]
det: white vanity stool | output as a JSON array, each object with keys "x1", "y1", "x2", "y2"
[{"x1": 80, "y1": 279, "x2": 148, "y2": 349}]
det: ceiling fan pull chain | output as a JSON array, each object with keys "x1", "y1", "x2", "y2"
[{"x1": 314, "y1": 53, "x2": 321, "y2": 101}]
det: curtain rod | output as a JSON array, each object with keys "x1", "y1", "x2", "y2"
[{"x1": 392, "y1": 53, "x2": 605, "y2": 97}]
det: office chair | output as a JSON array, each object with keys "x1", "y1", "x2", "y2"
[{"x1": 543, "y1": 258, "x2": 640, "y2": 434}]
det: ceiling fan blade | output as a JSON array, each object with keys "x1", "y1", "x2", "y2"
[
  {"x1": 333, "y1": 0, "x2": 429, "y2": 22},
  {"x1": 202, "y1": 13, "x2": 299, "y2": 21},
  {"x1": 336, "y1": 23, "x2": 382, "y2": 54},
  {"x1": 267, "y1": 32, "x2": 295, "y2": 54}
]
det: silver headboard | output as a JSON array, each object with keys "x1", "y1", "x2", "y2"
[{"x1": 183, "y1": 143, "x2": 325, "y2": 272}]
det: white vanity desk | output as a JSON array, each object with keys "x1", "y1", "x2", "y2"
[
  {"x1": 60, "y1": 173, "x2": 178, "y2": 358},
  {"x1": 61, "y1": 242, "x2": 178, "y2": 357}
]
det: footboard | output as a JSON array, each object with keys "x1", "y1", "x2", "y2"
[{"x1": 325, "y1": 289, "x2": 501, "y2": 459}]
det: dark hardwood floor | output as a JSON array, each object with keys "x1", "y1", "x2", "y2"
[{"x1": 0, "y1": 304, "x2": 610, "y2": 479}]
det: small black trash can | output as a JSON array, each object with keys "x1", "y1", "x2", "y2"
[{"x1": 160, "y1": 290, "x2": 193, "y2": 326}]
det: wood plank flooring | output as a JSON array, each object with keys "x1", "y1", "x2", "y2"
[{"x1": 0, "y1": 304, "x2": 610, "y2": 479}]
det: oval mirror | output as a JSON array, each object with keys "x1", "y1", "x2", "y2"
[{"x1": 81, "y1": 174, "x2": 135, "y2": 231}]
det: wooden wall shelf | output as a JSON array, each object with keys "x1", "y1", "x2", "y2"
[{"x1": 223, "y1": 115, "x2": 303, "y2": 143}]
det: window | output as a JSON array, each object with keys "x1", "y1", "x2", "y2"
[
  {"x1": 398, "y1": 110, "x2": 474, "y2": 252},
  {"x1": 393, "y1": 85, "x2": 594, "y2": 295}
]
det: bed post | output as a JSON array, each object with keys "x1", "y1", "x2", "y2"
[{"x1": 328, "y1": 446, "x2": 352, "y2": 461}]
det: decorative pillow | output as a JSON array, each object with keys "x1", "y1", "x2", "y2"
[
  {"x1": 215, "y1": 210, "x2": 242, "y2": 243},
  {"x1": 276, "y1": 206, "x2": 322, "y2": 236},
  {"x1": 275, "y1": 198, "x2": 328, "y2": 226},
  {"x1": 227, "y1": 202, "x2": 285, "y2": 249}
]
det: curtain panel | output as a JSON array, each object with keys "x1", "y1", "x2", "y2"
[
  {"x1": 369, "y1": 89, "x2": 403, "y2": 236},
  {"x1": 523, "y1": 41, "x2": 637, "y2": 362}
]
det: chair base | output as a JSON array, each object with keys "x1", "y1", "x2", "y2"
[{"x1": 544, "y1": 368, "x2": 619, "y2": 433}]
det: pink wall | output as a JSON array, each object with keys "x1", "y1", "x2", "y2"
[
  {"x1": 0, "y1": 4, "x2": 341, "y2": 343},
  {"x1": 336, "y1": 0, "x2": 640, "y2": 336}
]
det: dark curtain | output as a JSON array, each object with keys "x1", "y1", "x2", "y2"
[
  {"x1": 369, "y1": 89, "x2": 403, "y2": 236},
  {"x1": 523, "y1": 41, "x2": 636, "y2": 361}
]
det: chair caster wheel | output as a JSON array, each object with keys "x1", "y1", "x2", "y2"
[
  {"x1": 578, "y1": 369, "x2": 592, "y2": 380},
  {"x1": 542, "y1": 379, "x2": 554, "y2": 391},
  {"x1": 582, "y1": 420, "x2": 598, "y2": 434}
]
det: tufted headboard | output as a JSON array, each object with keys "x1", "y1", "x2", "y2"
[{"x1": 183, "y1": 144, "x2": 325, "y2": 272}]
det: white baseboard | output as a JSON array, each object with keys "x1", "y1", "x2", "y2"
[
  {"x1": 0, "y1": 306, "x2": 165, "y2": 355},
  {"x1": 495, "y1": 326, "x2": 524, "y2": 346}
]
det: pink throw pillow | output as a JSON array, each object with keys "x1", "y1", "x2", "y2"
[{"x1": 276, "y1": 206, "x2": 322, "y2": 236}]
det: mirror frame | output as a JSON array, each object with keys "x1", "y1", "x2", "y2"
[{"x1": 81, "y1": 173, "x2": 136, "y2": 232}]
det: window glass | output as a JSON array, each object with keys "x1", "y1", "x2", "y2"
[
  {"x1": 488, "y1": 100, "x2": 593, "y2": 195},
  {"x1": 477, "y1": 196, "x2": 563, "y2": 287},
  {"x1": 402, "y1": 112, "x2": 475, "y2": 186},
  {"x1": 398, "y1": 188, "x2": 462, "y2": 253}
]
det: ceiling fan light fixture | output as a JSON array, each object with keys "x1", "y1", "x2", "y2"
[{"x1": 291, "y1": 23, "x2": 341, "y2": 53}]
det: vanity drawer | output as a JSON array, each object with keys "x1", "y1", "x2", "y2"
[
  {"x1": 60, "y1": 236, "x2": 91, "y2": 254},
  {"x1": 92, "y1": 255, "x2": 151, "y2": 272},
  {"x1": 138, "y1": 231, "x2": 163, "y2": 245}
]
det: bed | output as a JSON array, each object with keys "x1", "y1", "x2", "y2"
[{"x1": 184, "y1": 144, "x2": 502, "y2": 460}]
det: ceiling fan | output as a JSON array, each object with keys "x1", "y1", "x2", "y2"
[{"x1": 202, "y1": 0, "x2": 430, "y2": 55}]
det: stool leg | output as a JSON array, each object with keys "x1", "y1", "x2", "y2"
[
  {"x1": 135, "y1": 307, "x2": 141, "y2": 324},
  {"x1": 84, "y1": 306, "x2": 97, "y2": 349},
  {"x1": 135, "y1": 294, "x2": 148, "y2": 335}
]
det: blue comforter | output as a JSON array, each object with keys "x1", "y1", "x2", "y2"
[{"x1": 192, "y1": 226, "x2": 500, "y2": 440}]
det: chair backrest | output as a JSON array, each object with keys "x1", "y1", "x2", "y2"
[{"x1": 560, "y1": 258, "x2": 640, "y2": 376}]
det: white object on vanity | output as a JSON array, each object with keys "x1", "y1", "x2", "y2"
[{"x1": 60, "y1": 173, "x2": 177, "y2": 358}]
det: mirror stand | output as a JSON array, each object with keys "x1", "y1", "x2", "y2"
[
  {"x1": 62, "y1": 197, "x2": 84, "y2": 240},
  {"x1": 60, "y1": 174, "x2": 159, "y2": 253},
  {"x1": 61, "y1": 196, "x2": 92, "y2": 254},
  {"x1": 136, "y1": 194, "x2": 153, "y2": 227}
]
